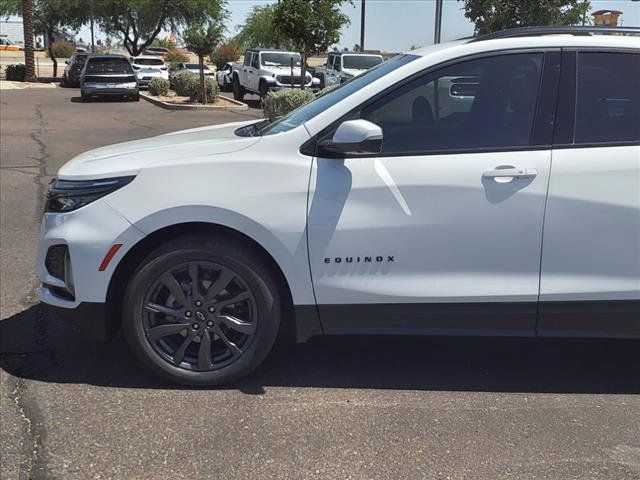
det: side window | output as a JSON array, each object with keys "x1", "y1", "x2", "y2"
[
  {"x1": 327, "y1": 54, "x2": 333, "y2": 68},
  {"x1": 353, "y1": 53, "x2": 543, "y2": 154},
  {"x1": 244, "y1": 52, "x2": 252, "y2": 66},
  {"x1": 575, "y1": 52, "x2": 640, "y2": 144},
  {"x1": 252, "y1": 53, "x2": 260, "y2": 69},
  {"x1": 335, "y1": 56, "x2": 342, "y2": 72}
]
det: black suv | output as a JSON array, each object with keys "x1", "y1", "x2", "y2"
[{"x1": 61, "y1": 52, "x2": 89, "y2": 87}]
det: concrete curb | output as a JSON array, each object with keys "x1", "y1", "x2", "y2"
[{"x1": 140, "y1": 93, "x2": 249, "y2": 111}]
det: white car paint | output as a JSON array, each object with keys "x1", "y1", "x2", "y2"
[
  {"x1": 38, "y1": 32, "x2": 640, "y2": 339},
  {"x1": 131, "y1": 56, "x2": 169, "y2": 86}
]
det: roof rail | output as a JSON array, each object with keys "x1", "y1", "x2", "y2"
[{"x1": 469, "y1": 25, "x2": 640, "y2": 43}]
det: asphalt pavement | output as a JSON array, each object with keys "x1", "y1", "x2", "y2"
[{"x1": 1, "y1": 87, "x2": 639, "y2": 480}]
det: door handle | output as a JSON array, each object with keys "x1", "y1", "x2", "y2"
[{"x1": 483, "y1": 167, "x2": 538, "y2": 180}]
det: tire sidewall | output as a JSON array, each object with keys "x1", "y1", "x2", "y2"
[{"x1": 123, "y1": 239, "x2": 280, "y2": 386}]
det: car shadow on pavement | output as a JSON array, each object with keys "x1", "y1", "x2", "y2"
[{"x1": 1, "y1": 303, "x2": 639, "y2": 394}]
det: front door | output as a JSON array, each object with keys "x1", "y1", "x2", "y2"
[{"x1": 308, "y1": 51, "x2": 559, "y2": 334}]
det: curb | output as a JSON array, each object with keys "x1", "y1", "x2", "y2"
[{"x1": 140, "y1": 93, "x2": 249, "y2": 111}]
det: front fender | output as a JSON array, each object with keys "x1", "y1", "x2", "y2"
[{"x1": 117, "y1": 205, "x2": 315, "y2": 306}]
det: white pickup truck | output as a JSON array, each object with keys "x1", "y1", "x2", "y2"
[
  {"x1": 313, "y1": 52, "x2": 384, "y2": 88},
  {"x1": 231, "y1": 48, "x2": 319, "y2": 101}
]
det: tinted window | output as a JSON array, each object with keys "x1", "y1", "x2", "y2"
[
  {"x1": 351, "y1": 53, "x2": 543, "y2": 154},
  {"x1": 244, "y1": 52, "x2": 252, "y2": 66},
  {"x1": 255, "y1": 54, "x2": 419, "y2": 136},
  {"x1": 135, "y1": 58, "x2": 164, "y2": 66},
  {"x1": 575, "y1": 52, "x2": 640, "y2": 144},
  {"x1": 343, "y1": 55, "x2": 383, "y2": 69},
  {"x1": 251, "y1": 53, "x2": 259, "y2": 68},
  {"x1": 86, "y1": 58, "x2": 132, "y2": 74}
]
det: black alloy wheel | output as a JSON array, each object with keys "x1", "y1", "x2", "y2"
[{"x1": 123, "y1": 235, "x2": 281, "y2": 386}]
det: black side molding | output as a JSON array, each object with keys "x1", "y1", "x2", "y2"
[{"x1": 538, "y1": 300, "x2": 640, "y2": 339}]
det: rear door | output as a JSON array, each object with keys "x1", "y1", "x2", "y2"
[
  {"x1": 308, "y1": 50, "x2": 561, "y2": 334},
  {"x1": 539, "y1": 49, "x2": 640, "y2": 337}
]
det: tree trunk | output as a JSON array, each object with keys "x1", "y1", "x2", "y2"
[
  {"x1": 21, "y1": 0, "x2": 37, "y2": 82},
  {"x1": 199, "y1": 55, "x2": 206, "y2": 104},
  {"x1": 300, "y1": 52, "x2": 306, "y2": 90},
  {"x1": 47, "y1": 29, "x2": 57, "y2": 78}
]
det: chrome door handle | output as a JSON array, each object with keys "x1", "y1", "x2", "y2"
[{"x1": 483, "y1": 167, "x2": 538, "y2": 179}]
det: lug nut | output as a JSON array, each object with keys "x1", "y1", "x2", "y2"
[
  {"x1": 192, "y1": 323, "x2": 199, "y2": 330},
  {"x1": 207, "y1": 321, "x2": 214, "y2": 327},
  {"x1": 208, "y1": 306, "x2": 215, "y2": 313},
  {"x1": 195, "y1": 300, "x2": 202, "y2": 307},
  {"x1": 185, "y1": 311, "x2": 192, "y2": 318}
]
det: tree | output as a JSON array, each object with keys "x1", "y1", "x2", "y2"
[
  {"x1": 1, "y1": 0, "x2": 85, "y2": 77},
  {"x1": 274, "y1": 0, "x2": 351, "y2": 88},
  {"x1": 231, "y1": 4, "x2": 294, "y2": 51},
  {"x1": 184, "y1": 21, "x2": 224, "y2": 104},
  {"x1": 21, "y1": 0, "x2": 37, "y2": 81},
  {"x1": 210, "y1": 43, "x2": 240, "y2": 69},
  {"x1": 94, "y1": 0, "x2": 227, "y2": 56},
  {"x1": 459, "y1": 0, "x2": 591, "y2": 35}
]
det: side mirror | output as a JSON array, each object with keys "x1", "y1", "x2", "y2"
[
  {"x1": 65, "y1": 60, "x2": 69, "y2": 64},
  {"x1": 318, "y1": 119, "x2": 383, "y2": 157}
]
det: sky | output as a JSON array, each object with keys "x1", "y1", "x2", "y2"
[{"x1": 72, "y1": 0, "x2": 640, "y2": 53}]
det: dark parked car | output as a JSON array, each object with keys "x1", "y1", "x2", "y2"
[
  {"x1": 61, "y1": 52, "x2": 89, "y2": 87},
  {"x1": 80, "y1": 55, "x2": 139, "y2": 102}
]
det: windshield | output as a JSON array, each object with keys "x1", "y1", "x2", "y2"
[
  {"x1": 135, "y1": 58, "x2": 164, "y2": 66},
  {"x1": 343, "y1": 55, "x2": 383, "y2": 70},
  {"x1": 72, "y1": 54, "x2": 89, "y2": 65},
  {"x1": 186, "y1": 63, "x2": 209, "y2": 70},
  {"x1": 255, "y1": 54, "x2": 418, "y2": 136},
  {"x1": 86, "y1": 58, "x2": 133, "y2": 74},
  {"x1": 261, "y1": 52, "x2": 301, "y2": 67}
]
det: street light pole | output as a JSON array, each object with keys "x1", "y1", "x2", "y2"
[
  {"x1": 434, "y1": 0, "x2": 443, "y2": 44},
  {"x1": 360, "y1": 0, "x2": 366, "y2": 51}
]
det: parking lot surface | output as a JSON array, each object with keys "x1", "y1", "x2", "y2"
[{"x1": 1, "y1": 87, "x2": 639, "y2": 480}]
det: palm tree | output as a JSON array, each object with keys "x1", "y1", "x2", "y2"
[{"x1": 22, "y1": 0, "x2": 37, "y2": 81}]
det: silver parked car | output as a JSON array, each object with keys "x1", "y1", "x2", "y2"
[{"x1": 80, "y1": 55, "x2": 139, "y2": 102}]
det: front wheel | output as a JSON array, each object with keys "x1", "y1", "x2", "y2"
[
  {"x1": 259, "y1": 82, "x2": 269, "y2": 108},
  {"x1": 232, "y1": 76, "x2": 245, "y2": 101},
  {"x1": 123, "y1": 235, "x2": 282, "y2": 386}
]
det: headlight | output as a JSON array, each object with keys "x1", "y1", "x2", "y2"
[{"x1": 45, "y1": 176, "x2": 135, "y2": 213}]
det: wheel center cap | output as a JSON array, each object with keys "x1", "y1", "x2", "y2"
[{"x1": 195, "y1": 311, "x2": 206, "y2": 322}]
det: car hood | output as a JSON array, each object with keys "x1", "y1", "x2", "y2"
[
  {"x1": 268, "y1": 66, "x2": 309, "y2": 76},
  {"x1": 341, "y1": 67, "x2": 368, "y2": 77},
  {"x1": 57, "y1": 119, "x2": 261, "y2": 180}
]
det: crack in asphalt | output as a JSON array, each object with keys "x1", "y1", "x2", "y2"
[
  {"x1": 9, "y1": 377, "x2": 41, "y2": 479},
  {"x1": 30, "y1": 104, "x2": 50, "y2": 220},
  {"x1": 0, "y1": 103, "x2": 57, "y2": 479}
]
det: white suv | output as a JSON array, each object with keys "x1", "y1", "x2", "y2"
[
  {"x1": 38, "y1": 27, "x2": 640, "y2": 386},
  {"x1": 131, "y1": 56, "x2": 169, "y2": 87}
]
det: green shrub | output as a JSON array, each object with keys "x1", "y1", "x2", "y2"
[
  {"x1": 263, "y1": 88, "x2": 315, "y2": 117},
  {"x1": 190, "y1": 76, "x2": 219, "y2": 104},
  {"x1": 148, "y1": 77, "x2": 170, "y2": 96},
  {"x1": 48, "y1": 41, "x2": 75, "y2": 59},
  {"x1": 172, "y1": 70, "x2": 199, "y2": 96},
  {"x1": 316, "y1": 84, "x2": 339, "y2": 97},
  {"x1": 5, "y1": 64, "x2": 26, "y2": 81}
]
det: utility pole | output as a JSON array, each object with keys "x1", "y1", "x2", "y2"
[
  {"x1": 434, "y1": 0, "x2": 443, "y2": 44},
  {"x1": 90, "y1": 1, "x2": 95, "y2": 52},
  {"x1": 360, "y1": 0, "x2": 365, "y2": 51}
]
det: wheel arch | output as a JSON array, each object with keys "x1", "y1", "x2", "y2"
[{"x1": 105, "y1": 221, "x2": 302, "y2": 342}]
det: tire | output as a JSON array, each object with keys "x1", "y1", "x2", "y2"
[
  {"x1": 132, "y1": 93, "x2": 140, "y2": 102},
  {"x1": 80, "y1": 91, "x2": 88, "y2": 102},
  {"x1": 123, "y1": 235, "x2": 282, "y2": 386},
  {"x1": 232, "y1": 76, "x2": 245, "y2": 101},
  {"x1": 60, "y1": 76, "x2": 68, "y2": 88},
  {"x1": 259, "y1": 81, "x2": 269, "y2": 108}
]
